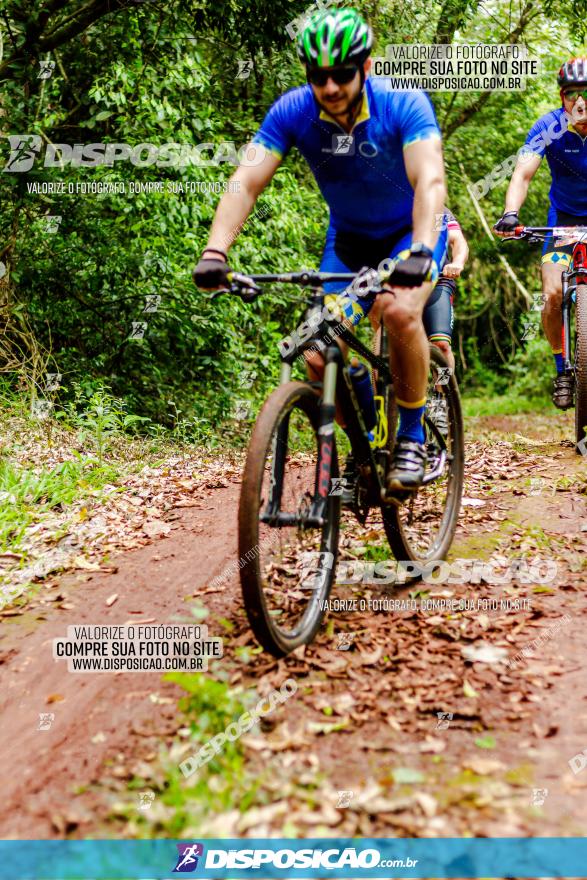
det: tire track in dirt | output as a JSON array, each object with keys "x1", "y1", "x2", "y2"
[{"x1": 2, "y1": 414, "x2": 587, "y2": 838}]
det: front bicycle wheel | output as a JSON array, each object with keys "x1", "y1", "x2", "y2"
[
  {"x1": 382, "y1": 344, "x2": 464, "y2": 565},
  {"x1": 574, "y1": 283, "x2": 587, "y2": 451},
  {"x1": 238, "y1": 381, "x2": 341, "y2": 656}
]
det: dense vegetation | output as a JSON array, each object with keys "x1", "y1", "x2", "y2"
[{"x1": 1, "y1": 0, "x2": 586, "y2": 429}]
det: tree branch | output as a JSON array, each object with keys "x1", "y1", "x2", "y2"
[
  {"x1": 443, "y1": 0, "x2": 539, "y2": 139},
  {"x1": 434, "y1": 0, "x2": 476, "y2": 45},
  {"x1": 0, "y1": 0, "x2": 132, "y2": 79},
  {"x1": 39, "y1": 0, "x2": 129, "y2": 52},
  {"x1": 459, "y1": 159, "x2": 532, "y2": 306}
]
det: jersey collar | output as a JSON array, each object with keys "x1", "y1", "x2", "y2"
[
  {"x1": 560, "y1": 109, "x2": 587, "y2": 141},
  {"x1": 567, "y1": 121, "x2": 587, "y2": 141},
  {"x1": 318, "y1": 88, "x2": 370, "y2": 130}
]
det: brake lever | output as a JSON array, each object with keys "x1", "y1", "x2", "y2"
[
  {"x1": 506, "y1": 235, "x2": 543, "y2": 245},
  {"x1": 228, "y1": 282, "x2": 261, "y2": 303},
  {"x1": 209, "y1": 287, "x2": 230, "y2": 301},
  {"x1": 227, "y1": 271, "x2": 262, "y2": 302},
  {"x1": 209, "y1": 273, "x2": 262, "y2": 302}
]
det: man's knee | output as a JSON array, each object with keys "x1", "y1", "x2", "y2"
[
  {"x1": 542, "y1": 286, "x2": 562, "y2": 312},
  {"x1": 381, "y1": 298, "x2": 422, "y2": 336},
  {"x1": 541, "y1": 266, "x2": 563, "y2": 296},
  {"x1": 433, "y1": 338, "x2": 452, "y2": 358}
]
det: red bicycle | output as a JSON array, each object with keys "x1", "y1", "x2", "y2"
[{"x1": 507, "y1": 225, "x2": 587, "y2": 451}]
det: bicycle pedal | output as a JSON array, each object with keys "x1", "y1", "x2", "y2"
[{"x1": 380, "y1": 486, "x2": 410, "y2": 507}]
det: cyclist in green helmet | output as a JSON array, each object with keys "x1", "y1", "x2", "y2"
[{"x1": 194, "y1": 8, "x2": 448, "y2": 492}]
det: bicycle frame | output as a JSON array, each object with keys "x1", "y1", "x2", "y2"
[
  {"x1": 268, "y1": 288, "x2": 390, "y2": 527},
  {"x1": 274, "y1": 288, "x2": 446, "y2": 526},
  {"x1": 223, "y1": 268, "x2": 450, "y2": 530}
]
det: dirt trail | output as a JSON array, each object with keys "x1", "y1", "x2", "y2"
[
  {"x1": 0, "y1": 486, "x2": 240, "y2": 837},
  {"x1": 1, "y1": 413, "x2": 587, "y2": 838}
]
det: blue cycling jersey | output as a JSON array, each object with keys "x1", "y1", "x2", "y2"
[
  {"x1": 251, "y1": 77, "x2": 441, "y2": 237},
  {"x1": 523, "y1": 107, "x2": 587, "y2": 215}
]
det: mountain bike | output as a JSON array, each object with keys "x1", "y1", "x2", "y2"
[
  {"x1": 215, "y1": 266, "x2": 464, "y2": 657},
  {"x1": 506, "y1": 225, "x2": 587, "y2": 450}
]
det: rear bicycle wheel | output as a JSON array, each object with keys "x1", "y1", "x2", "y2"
[
  {"x1": 574, "y1": 283, "x2": 587, "y2": 452},
  {"x1": 381, "y1": 343, "x2": 464, "y2": 565},
  {"x1": 238, "y1": 381, "x2": 341, "y2": 656}
]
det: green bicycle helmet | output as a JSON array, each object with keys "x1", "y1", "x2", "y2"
[{"x1": 297, "y1": 8, "x2": 373, "y2": 69}]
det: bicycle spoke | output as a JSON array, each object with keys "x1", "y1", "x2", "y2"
[{"x1": 248, "y1": 396, "x2": 338, "y2": 646}]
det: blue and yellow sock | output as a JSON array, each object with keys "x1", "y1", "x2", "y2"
[
  {"x1": 396, "y1": 397, "x2": 426, "y2": 445},
  {"x1": 553, "y1": 349, "x2": 564, "y2": 374}
]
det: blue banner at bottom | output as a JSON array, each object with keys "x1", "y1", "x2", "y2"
[{"x1": 0, "y1": 837, "x2": 586, "y2": 879}]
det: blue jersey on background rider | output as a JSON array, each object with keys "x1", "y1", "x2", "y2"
[
  {"x1": 494, "y1": 56, "x2": 587, "y2": 410},
  {"x1": 193, "y1": 8, "x2": 448, "y2": 492}
]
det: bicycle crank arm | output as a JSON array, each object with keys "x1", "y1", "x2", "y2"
[
  {"x1": 259, "y1": 511, "x2": 326, "y2": 528},
  {"x1": 422, "y1": 449, "x2": 447, "y2": 484}
]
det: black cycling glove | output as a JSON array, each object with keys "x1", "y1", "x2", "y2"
[
  {"x1": 192, "y1": 257, "x2": 231, "y2": 290},
  {"x1": 494, "y1": 211, "x2": 519, "y2": 234},
  {"x1": 391, "y1": 247, "x2": 433, "y2": 288}
]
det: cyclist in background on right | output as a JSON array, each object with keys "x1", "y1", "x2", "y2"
[{"x1": 494, "y1": 57, "x2": 587, "y2": 410}]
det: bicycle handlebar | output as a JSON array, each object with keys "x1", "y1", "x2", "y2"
[
  {"x1": 211, "y1": 263, "x2": 407, "y2": 302},
  {"x1": 502, "y1": 225, "x2": 587, "y2": 244}
]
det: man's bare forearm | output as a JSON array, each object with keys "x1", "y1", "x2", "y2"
[
  {"x1": 201, "y1": 151, "x2": 281, "y2": 257},
  {"x1": 450, "y1": 230, "x2": 469, "y2": 268},
  {"x1": 412, "y1": 176, "x2": 446, "y2": 249},
  {"x1": 204, "y1": 182, "x2": 257, "y2": 255},
  {"x1": 504, "y1": 166, "x2": 534, "y2": 213},
  {"x1": 500, "y1": 151, "x2": 541, "y2": 216}
]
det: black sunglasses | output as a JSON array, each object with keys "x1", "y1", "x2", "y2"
[
  {"x1": 307, "y1": 65, "x2": 359, "y2": 87},
  {"x1": 563, "y1": 88, "x2": 587, "y2": 103}
]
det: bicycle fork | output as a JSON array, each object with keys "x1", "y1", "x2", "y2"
[
  {"x1": 263, "y1": 350, "x2": 338, "y2": 529},
  {"x1": 312, "y1": 350, "x2": 338, "y2": 524},
  {"x1": 562, "y1": 269, "x2": 573, "y2": 372}
]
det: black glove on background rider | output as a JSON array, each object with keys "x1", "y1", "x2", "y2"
[{"x1": 493, "y1": 211, "x2": 520, "y2": 234}]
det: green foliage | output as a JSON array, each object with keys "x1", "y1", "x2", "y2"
[
  {"x1": 0, "y1": 454, "x2": 116, "y2": 552},
  {"x1": 56, "y1": 382, "x2": 149, "y2": 463},
  {"x1": 0, "y1": 0, "x2": 586, "y2": 424},
  {"x1": 146, "y1": 671, "x2": 257, "y2": 833},
  {"x1": 504, "y1": 335, "x2": 553, "y2": 402}
]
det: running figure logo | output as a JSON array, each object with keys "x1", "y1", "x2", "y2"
[
  {"x1": 436, "y1": 711, "x2": 453, "y2": 730},
  {"x1": 436, "y1": 366, "x2": 452, "y2": 385},
  {"x1": 172, "y1": 843, "x2": 204, "y2": 873},
  {"x1": 332, "y1": 134, "x2": 354, "y2": 155},
  {"x1": 3, "y1": 135, "x2": 42, "y2": 172}
]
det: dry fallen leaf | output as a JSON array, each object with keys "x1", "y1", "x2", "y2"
[
  {"x1": 149, "y1": 693, "x2": 174, "y2": 705},
  {"x1": 463, "y1": 757, "x2": 505, "y2": 775},
  {"x1": 72, "y1": 556, "x2": 103, "y2": 571},
  {"x1": 462, "y1": 498, "x2": 486, "y2": 508},
  {"x1": 414, "y1": 792, "x2": 437, "y2": 817},
  {"x1": 461, "y1": 643, "x2": 508, "y2": 664},
  {"x1": 463, "y1": 679, "x2": 479, "y2": 698},
  {"x1": 237, "y1": 802, "x2": 289, "y2": 832},
  {"x1": 143, "y1": 520, "x2": 172, "y2": 538},
  {"x1": 419, "y1": 737, "x2": 446, "y2": 754},
  {"x1": 306, "y1": 718, "x2": 349, "y2": 735}
]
